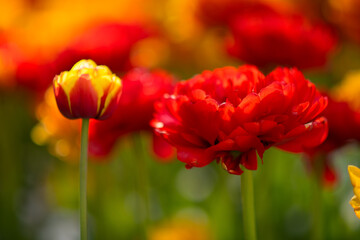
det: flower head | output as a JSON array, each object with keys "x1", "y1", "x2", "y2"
[
  {"x1": 227, "y1": 8, "x2": 337, "y2": 69},
  {"x1": 348, "y1": 165, "x2": 360, "y2": 219},
  {"x1": 152, "y1": 65, "x2": 328, "y2": 174},
  {"x1": 53, "y1": 59, "x2": 122, "y2": 120},
  {"x1": 88, "y1": 68, "x2": 176, "y2": 158}
]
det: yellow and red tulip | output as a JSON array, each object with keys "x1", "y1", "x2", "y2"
[
  {"x1": 348, "y1": 165, "x2": 360, "y2": 219},
  {"x1": 53, "y1": 59, "x2": 122, "y2": 120}
]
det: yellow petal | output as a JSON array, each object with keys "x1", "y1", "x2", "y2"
[
  {"x1": 354, "y1": 187, "x2": 360, "y2": 199},
  {"x1": 350, "y1": 195, "x2": 360, "y2": 219},
  {"x1": 348, "y1": 165, "x2": 360, "y2": 188},
  {"x1": 71, "y1": 59, "x2": 97, "y2": 71}
]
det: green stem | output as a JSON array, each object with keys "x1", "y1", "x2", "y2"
[
  {"x1": 241, "y1": 170, "x2": 257, "y2": 240},
  {"x1": 80, "y1": 118, "x2": 89, "y2": 240},
  {"x1": 311, "y1": 155, "x2": 324, "y2": 240},
  {"x1": 132, "y1": 134, "x2": 150, "y2": 239}
]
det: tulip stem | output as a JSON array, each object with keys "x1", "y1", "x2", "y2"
[
  {"x1": 80, "y1": 118, "x2": 89, "y2": 240},
  {"x1": 311, "y1": 156, "x2": 324, "y2": 240},
  {"x1": 133, "y1": 134, "x2": 150, "y2": 239},
  {"x1": 241, "y1": 169, "x2": 257, "y2": 240}
]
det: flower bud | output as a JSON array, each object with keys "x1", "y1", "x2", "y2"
[{"x1": 53, "y1": 59, "x2": 122, "y2": 119}]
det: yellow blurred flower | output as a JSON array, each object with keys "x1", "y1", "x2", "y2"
[
  {"x1": 333, "y1": 70, "x2": 360, "y2": 110},
  {"x1": 10, "y1": 0, "x2": 152, "y2": 54},
  {"x1": 31, "y1": 87, "x2": 81, "y2": 162},
  {"x1": 149, "y1": 218, "x2": 212, "y2": 240},
  {"x1": 348, "y1": 165, "x2": 360, "y2": 219}
]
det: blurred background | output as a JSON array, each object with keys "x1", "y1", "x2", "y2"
[{"x1": 1, "y1": 0, "x2": 360, "y2": 239}]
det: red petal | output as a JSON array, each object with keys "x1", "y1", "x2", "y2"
[
  {"x1": 240, "y1": 150, "x2": 258, "y2": 170},
  {"x1": 220, "y1": 154, "x2": 243, "y2": 175},
  {"x1": 218, "y1": 102, "x2": 235, "y2": 134},
  {"x1": 177, "y1": 146, "x2": 215, "y2": 168},
  {"x1": 277, "y1": 117, "x2": 328, "y2": 152},
  {"x1": 178, "y1": 98, "x2": 220, "y2": 145},
  {"x1": 235, "y1": 92, "x2": 260, "y2": 122},
  {"x1": 208, "y1": 139, "x2": 236, "y2": 152},
  {"x1": 152, "y1": 133, "x2": 175, "y2": 161},
  {"x1": 258, "y1": 82, "x2": 286, "y2": 114},
  {"x1": 69, "y1": 75, "x2": 99, "y2": 118},
  {"x1": 53, "y1": 83, "x2": 73, "y2": 119},
  {"x1": 234, "y1": 135, "x2": 262, "y2": 153},
  {"x1": 97, "y1": 85, "x2": 122, "y2": 120}
]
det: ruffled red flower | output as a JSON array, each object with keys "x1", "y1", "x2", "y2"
[
  {"x1": 89, "y1": 68, "x2": 176, "y2": 159},
  {"x1": 304, "y1": 94, "x2": 360, "y2": 185},
  {"x1": 152, "y1": 65, "x2": 328, "y2": 175},
  {"x1": 227, "y1": 9, "x2": 337, "y2": 69},
  {"x1": 54, "y1": 22, "x2": 149, "y2": 73}
]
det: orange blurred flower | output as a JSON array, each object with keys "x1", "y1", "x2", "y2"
[
  {"x1": 31, "y1": 88, "x2": 81, "y2": 162},
  {"x1": 149, "y1": 218, "x2": 212, "y2": 240},
  {"x1": 326, "y1": 0, "x2": 360, "y2": 44}
]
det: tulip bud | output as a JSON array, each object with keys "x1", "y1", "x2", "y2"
[{"x1": 53, "y1": 59, "x2": 122, "y2": 120}]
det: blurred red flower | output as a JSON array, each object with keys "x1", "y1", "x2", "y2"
[
  {"x1": 196, "y1": 0, "x2": 277, "y2": 26},
  {"x1": 11, "y1": 22, "x2": 149, "y2": 95},
  {"x1": 152, "y1": 65, "x2": 328, "y2": 175},
  {"x1": 304, "y1": 94, "x2": 360, "y2": 185},
  {"x1": 89, "y1": 68, "x2": 176, "y2": 159},
  {"x1": 14, "y1": 55, "x2": 56, "y2": 94},
  {"x1": 54, "y1": 22, "x2": 149, "y2": 73},
  {"x1": 227, "y1": 10, "x2": 337, "y2": 69}
]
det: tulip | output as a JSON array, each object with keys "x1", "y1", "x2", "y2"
[
  {"x1": 53, "y1": 59, "x2": 122, "y2": 120},
  {"x1": 53, "y1": 59, "x2": 122, "y2": 240}
]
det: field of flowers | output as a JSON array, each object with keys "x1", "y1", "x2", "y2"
[{"x1": 1, "y1": 0, "x2": 360, "y2": 239}]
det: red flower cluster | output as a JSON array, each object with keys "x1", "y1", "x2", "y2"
[
  {"x1": 152, "y1": 65, "x2": 328, "y2": 174},
  {"x1": 305, "y1": 94, "x2": 360, "y2": 185},
  {"x1": 89, "y1": 68, "x2": 176, "y2": 158},
  {"x1": 227, "y1": 10, "x2": 337, "y2": 69}
]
